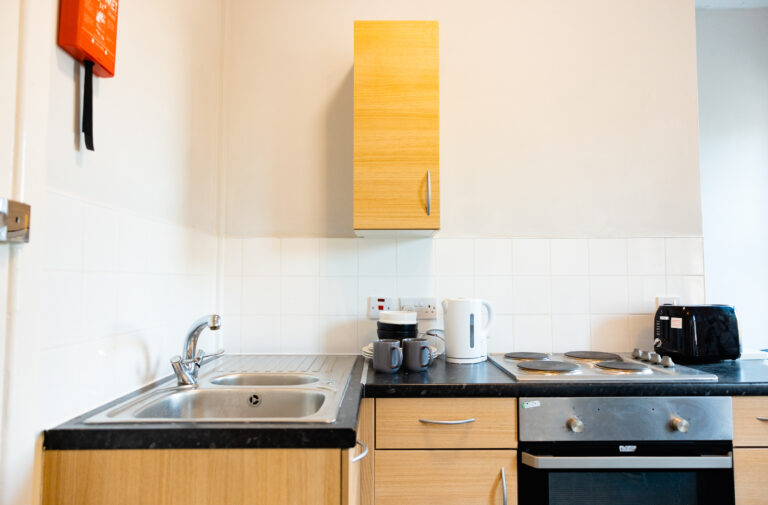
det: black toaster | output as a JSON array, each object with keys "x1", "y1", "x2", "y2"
[{"x1": 653, "y1": 305, "x2": 740, "y2": 364}]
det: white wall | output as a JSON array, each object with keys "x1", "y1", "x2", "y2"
[
  {"x1": 0, "y1": 1, "x2": 223, "y2": 503},
  {"x1": 222, "y1": 0, "x2": 702, "y2": 238},
  {"x1": 223, "y1": 236, "x2": 706, "y2": 355},
  {"x1": 697, "y1": 8, "x2": 768, "y2": 352}
]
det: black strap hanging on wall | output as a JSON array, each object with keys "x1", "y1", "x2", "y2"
[{"x1": 82, "y1": 59, "x2": 94, "y2": 151}]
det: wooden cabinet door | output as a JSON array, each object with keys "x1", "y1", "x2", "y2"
[
  {"x1": 734, "y1": 448, "x2": 768, "y2": 505},
  {"x1": 354, "y1": 21, "x2": 439, "y2": 230},
  {"x1": 733, "y1": 397, "x2": 768, "y2": 447},
  {"x1": 42, "y1": 449, "x2": 341, "y2": 505},
  {"x1": 375, "y1": 450, "x2": 516, "y2": 505}
]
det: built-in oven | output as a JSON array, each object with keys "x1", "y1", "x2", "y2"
[{"x1": 517, "y1": 397, "x2": 734, "y2": 505}]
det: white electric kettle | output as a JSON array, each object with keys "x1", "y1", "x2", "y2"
[{"x1": 442, "y1": 298, "x2": 494, "y2": 364}]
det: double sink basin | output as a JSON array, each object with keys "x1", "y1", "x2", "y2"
[{"x1": 85, "y1": 355, "x2": 357, "y2": 424}]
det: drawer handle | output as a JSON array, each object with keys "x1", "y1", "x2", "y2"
[
  {"x1": 501, "y1": 467, "x2": 507, "y2": 505},
  {"x1": 426, "y1": 170, "x2": 432, "y2": 216},
  {"x1": 418, "y1": 418, "x2": 476, "y2": 425},
  {"x1": 351, "y1": 440, "x2": 369, "y2": 463},
  {"x1": 758, "y1": 417, "x2": 768, "y2": 422}
]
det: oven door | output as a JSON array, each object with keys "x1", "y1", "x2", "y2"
[{"x1": 518, "y1": 442, "x2": 734, "y2": 505}]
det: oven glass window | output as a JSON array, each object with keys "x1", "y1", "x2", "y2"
[{"x1": 548, "y1": 471, "x2": 697, "y2": 505}]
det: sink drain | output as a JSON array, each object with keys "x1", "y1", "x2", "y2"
[{"x1": 248, "y1": 393, "x2": 261, "y2": 407}]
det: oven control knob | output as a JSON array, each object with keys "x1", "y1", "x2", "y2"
[
  {"x1": 567, "y1": 417, "x2": 584, "y2": 433},
  {"x1": 661, "y1": 356, "x2": 675, "y2": 368},
  {"x1": 670, "y1": 416, "x2": 690, "y2": 433},
  {"x1": 632, "y1": 348, "x2": 642, "y2": 358},
  {"x1": 648, "y1": 352, "x2": 662, "y2": 364}
]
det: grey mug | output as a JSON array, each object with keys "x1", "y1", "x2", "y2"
[
  {"x1": 402, "y1": 338, "x2": 434, "y2": 372},
  {"x1": 373, "y1": 339, "x2": 403, "y2": 373}
]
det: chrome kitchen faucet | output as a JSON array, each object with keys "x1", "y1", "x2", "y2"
[{"x1": 170, "y1": 314, "x2": 221, "y2": 385}]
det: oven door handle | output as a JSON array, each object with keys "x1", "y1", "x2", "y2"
[{"x1": 521, "y1": 452, "x2": 733, "y2": 470}]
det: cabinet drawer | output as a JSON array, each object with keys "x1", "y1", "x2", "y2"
[
  {"x1": 376, "y1": 398, "x2": 517, "y2": 449},
  {"x1": 375, "y1": 450, "x2": 516, "y2": 505},
  {"x1": 733, "y1": 397, "x2": 768, "y2": 447},
  {"x1": 734, "y1": 448, "x2": 768, "y2": 505}
]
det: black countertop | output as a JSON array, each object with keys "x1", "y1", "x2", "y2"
[
  {"x1": 44, "y1": 357, "x2": 365, "y2": 451},
  {"x1": 44, "y1": 356, "x2": 768, "y2": 451},
  {"x1": 362, "y1": 356, "x2": 768, "y2": 397}
]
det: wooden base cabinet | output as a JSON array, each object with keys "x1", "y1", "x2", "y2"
[
  {"x1": 42, "y1": 448, "x2": 346, "y2": 505},
  {"x1": 734, "y1": 448, "x2": 768, "y2": 505},
  {"x1": 375, "y1": 450, "x2": 516, "y2": 505}
]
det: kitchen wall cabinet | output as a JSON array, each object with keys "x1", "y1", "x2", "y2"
[
  {"x1": 353, "y1": 21, "x2": 440, "y2": 232},
  {"x1": 733, "y1": 396, "x2": 768, "y2": 504},
  {"x1": 42, "y1": 448, "x2": 349, "y2": 505},
  {"x1": 372, "y1": 398, "x2": 517, "y2": 505}
]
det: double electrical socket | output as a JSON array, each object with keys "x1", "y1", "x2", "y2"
[{"x1": 367, "y1": 296, "x2": 438, "y2": 320}]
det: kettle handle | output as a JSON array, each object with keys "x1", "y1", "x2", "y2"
[{"x1": 482, "y1": 300, "x2": 494, "y2": 332}]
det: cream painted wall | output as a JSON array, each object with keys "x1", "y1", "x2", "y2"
[
  {"x1": 0, "y1": 1, "x2": 223, "y2": 504},
  {"x1": 697, "y1": 8, "x2": 768, "y2": 352},
  {"x1": 223, "y1": 0, "x2": 703, "y2": 238}
]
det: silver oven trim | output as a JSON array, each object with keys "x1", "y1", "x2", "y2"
[
  {"x1": 519, "y1": 397, "x2": 733, "y2": 442},
  {"x1": 521, "y1": 452, "x2": 733, "y2": 470}
]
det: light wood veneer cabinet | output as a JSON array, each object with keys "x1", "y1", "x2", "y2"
[
  {"x1": 733, "y1": 396, "x2": 768, "y2": 505},
  {"x1": 353, "y1": 21, "x2": 440, "y2": 232},
  {"x1": 368, "y1": 398, "x2": 517, "y2": 505},
  {"x1": 42, "y1": 409, "x2": 370, "y2": 505}
]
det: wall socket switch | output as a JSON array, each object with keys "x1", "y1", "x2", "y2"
[
  {"x1": 656, "y1": 296, "x2": 680, "y2": 308},
  {"x1": 399, "y1": 297, "x2": 438, "y2": 320},
  {"x1": 368, "y1": 296, "x2": 398, "y2": 319}
]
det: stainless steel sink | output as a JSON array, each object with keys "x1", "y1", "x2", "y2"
[
  {"x1": 84, "y1": 355, "x2": 356, "y2": 424},
  {"x1": 132, "y1": 389, "x2": 326, "y2": 421},
  {"x1": 209, "y1": 373, "x2": 320, "y2": 386}
]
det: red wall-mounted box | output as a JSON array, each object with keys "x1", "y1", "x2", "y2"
[{"x1": 58, "y1": 0, "x2": 119, "y2": 78}]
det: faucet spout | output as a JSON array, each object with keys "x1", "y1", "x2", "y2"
[
  {"x1": 172, "y1": 314, "x2": 221, "y2": 385},
  {"x1": 183, "y1": 314, "x2": 221, "y2": 361}
]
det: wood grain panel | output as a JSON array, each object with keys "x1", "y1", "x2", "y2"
[
  {"x1": 353, "y1": 21, "x2": 440, "y2": 230},
  {"x1": 42, "y1": 449, "x2": 341, "y2": 505},
  {"x1": 375, "y1": 450, "x2": 516, "y2": 505},
  {"x1": 733, "y1": 397, "x2": 768, "y2": 447},
  {"x1": 376, "y1": 398, "x2": 517, "y2": 449},
  {"x1": 344, "y1": 398, "x2": 375, "y2": 505},
  {"x1": 358, "y1": 398, "x2": 375, "y2": 505},
  {"x1": 734, "y1": 448, "x2": 768, "y2": 505}
]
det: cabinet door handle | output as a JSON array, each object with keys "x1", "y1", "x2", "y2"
[
  {"x1": 418, "y1": 418, "x2": 476, "y2": 425},
  {"x1": 757, "y1": 417, "x2": 768, "y2": 422},
  {"x1": 350, "y1": 440, "x2": 369, "y2": 463},
  {"x1": 501, "y1": 467, "x2": 507, "y2": 505},
  {"x1": 426, "y1": 170, "x2": 431, "y2": 216}
]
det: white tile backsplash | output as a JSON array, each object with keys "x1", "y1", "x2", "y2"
[
  {"x1": 627, "y1": 238, "x2": 665, "y2": 275},
  {"x1": 280, "y1": 238, "x2": 319, "y2": 276},
  {"x1": 475, "y1": 239, "x2": 513, "y2": 275},
  {"x1": 551, "y1": 276, "x2": 590, "y2": 314},
  {"x1": 319, "y1": 238, "x2": 358, "y2": 276},
  {"x1": 589, "y1": 276, "x2": 629, "y2": 314},
  {"x1": 224, "y1": 236, "x2": 705, "y2": 353},
  {"x1": 665, "y1": 238, "x2": 704, "y2": 275},
  {"x1": 550, "y1": 239, "x2": 589, "y2": 275},
  {"x1": 514, "y1": 315, "x2": 552, "y2": 352},
  {"x1": 434, "y1": 238, "x2": 474, "y2": 275},
  {"x1": 397, "y1": 238, "x2": 435, "y2": 276},
  {"x1": 589, "y1": 239, "x2": 627, "y2": 275},
  {"x1": 513, "y1": 239, "x2": 550, "y2": 275},
  {"x1": 627, "y1": 276, "x2": 666, "y2": 314},
  {"x1": 358, "y1": 239, "x2": 398, "y2": 276},
  {"x1": 242, "y1": 238, "x2": 281, "y2": 276}
]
